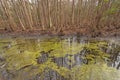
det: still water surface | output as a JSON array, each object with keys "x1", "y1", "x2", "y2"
[{"x1": 0, "y1": 36, "x2": 120, "y2": 80}]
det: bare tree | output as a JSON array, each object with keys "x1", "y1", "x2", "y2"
[{"x1": 0, "y1": 0, "x2": 119, "y2": 35}]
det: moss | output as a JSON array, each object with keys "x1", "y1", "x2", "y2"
[{"x1": 0, "y1": 38, "x2": 120, "y2": 80}]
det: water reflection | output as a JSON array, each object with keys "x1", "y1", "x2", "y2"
[{"x1": 0, "y1": 37, "x2": 120, "y2": 80}]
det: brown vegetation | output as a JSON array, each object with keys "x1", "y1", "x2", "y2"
[{"x1": 0, "y1": 0, "x2": 120, "y2": 37}]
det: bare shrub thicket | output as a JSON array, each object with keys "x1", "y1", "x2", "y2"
[{"x1": 0, "y1": 0, "x2": 119, "y2": 32}]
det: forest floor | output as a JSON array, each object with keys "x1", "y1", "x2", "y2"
[{"x1": 0, "y1": 26, "x2": 120, "y2": 38}]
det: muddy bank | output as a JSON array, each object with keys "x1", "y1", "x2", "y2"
[{"x1": 0, "y1": 27, "x2": 120, "y2": 38}]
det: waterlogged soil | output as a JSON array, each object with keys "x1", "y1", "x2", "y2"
[{"x1": 0, "y1": 26, "x2": 120, "y2": 37}]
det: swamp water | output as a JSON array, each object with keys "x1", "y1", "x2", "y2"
[{"x1": 0, "y1": 36, "x2": 120, "y2": 80}]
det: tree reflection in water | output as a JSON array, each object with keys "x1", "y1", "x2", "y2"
[{"x1": 0, "y1": 37, "x2": 120, "y2": 80}]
